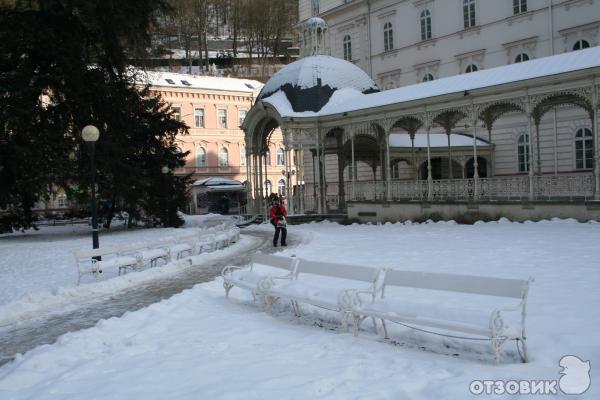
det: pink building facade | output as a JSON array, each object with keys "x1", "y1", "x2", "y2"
[{"x1": 144, "y1": 72, "x2": 291, "y2": 213}]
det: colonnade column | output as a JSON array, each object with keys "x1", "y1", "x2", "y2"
[
  {"x1": 315, "y1": 133, "x2": 323, "y2": 214},
  {"x1": 351, "y1": 134, "x2": 356, "y2": 200},
  {"x1": 426, "y1": 123, "x2": 433, "y2": 201},
  {"x1": 385, "y1": 130, "x2": 392, "y2": 201},
  {"x1": 527, "y1": 101, "x2": 535, "y2": 201},
  {"x1": 593, "y1": 81, "x2": 600, "y2": 200},
  {"x1": 245, "y1": 152, "x2": 251, "y2": 214},
  {"x1": 472, "y1": 111, "x2": 480, "y2": 200},
  {"x1": 447, "y1": 131, "x2": 453, "y2": 179},
  {"x1": 321, "y1": 142, "x2": 327, "y2": 212}
]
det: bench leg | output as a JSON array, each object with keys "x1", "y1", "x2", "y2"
[
  {"x1": 371, "y1": 317, "x2": 379, "y2": 335},
  {"x1": 491, "y1": 337, "x2": 507, "y2": 365},
  {"x1": 223, "y1": 282, "x2": 233, "y2": 299},
  {"x1": 381, "y1": 319, "x2": 389, "y2": 339},
  {"x1": 352, "y1": 315, "x2": 361, "y2": 337},
  {"x1": 291, "y1": 300, "x2": 302, "y2": 317},
  {"x1": 517, "y1": 338, "x2": 529, "y2": 363}
]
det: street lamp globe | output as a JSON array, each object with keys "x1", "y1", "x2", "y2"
[
  {"x1": 81, "y1": 125, "x2": 100, "y2": 142},
  {"x1": 161, "y1": 166, "x2": 170, "y2": 174}
]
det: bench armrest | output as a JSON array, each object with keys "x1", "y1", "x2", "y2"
[
  {"x1": 222, "y1": 264, "x2": 251, "y2": 279},
  {"x1": 342, "y1": 288, "x2": 378, "y2": 310}
]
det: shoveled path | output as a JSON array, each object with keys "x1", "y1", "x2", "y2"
[{"x1": 0, "y1": 230, "x2": 287, "y2": 367}]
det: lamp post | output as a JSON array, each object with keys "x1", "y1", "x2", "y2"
[
  {"x1": 81, "y1": 125, "x2": 100, "y2": 257},
  {"x1": 161, "y1": 166, "x2": 170, "y2": 228}
]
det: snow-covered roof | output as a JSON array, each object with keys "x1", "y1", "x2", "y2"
[
  {"x1": 193, "y1": 177, "x2": 243, "y2": 187},
  {"x1": 261, "y1": 46, "x2": 600, "y2": 118},
  {"x1": 389, "y1": 132, "x2": 489, "y2": 148},
  {"x1": 257, "y1": 55, "x2": 378, "y2": 112},
  {"x1": 137, "y1": 70, "x2": 263, "y2": 93}
]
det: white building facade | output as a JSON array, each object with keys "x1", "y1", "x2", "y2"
[{"x1": 296, "y1": 0, "x2": 600, "y2": 183}]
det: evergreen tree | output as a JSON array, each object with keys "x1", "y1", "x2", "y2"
[{"x1": 0, "y1": 0, "x2": 189, "y2": 232}]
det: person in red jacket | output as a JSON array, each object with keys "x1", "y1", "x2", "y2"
[{"x1": 269, "y1": 197, "x2": 287, "y2": 247}]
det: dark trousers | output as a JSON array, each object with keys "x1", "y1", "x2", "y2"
[{"x1": 273, "y1": 226, "x2": 287, "y2": 245}]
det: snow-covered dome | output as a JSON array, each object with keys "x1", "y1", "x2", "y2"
[
  {"x1": 305, "y1": 16, "x2": 328, "y2": 30},
  {"x1": 257, "y1": 55, "x2": 379, "y2": 113}
]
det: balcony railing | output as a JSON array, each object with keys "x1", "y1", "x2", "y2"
[
  {"x1": 299, "y1": 173, "x2": 595, "y2": 212},
  {"x1": 174, "y1": 166, "x2": 245, "y2": 175}
]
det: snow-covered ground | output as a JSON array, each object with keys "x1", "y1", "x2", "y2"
[
  {"x1": 1, "y1": 219, "x2": 598, "y2": 399},
  {"x1": 0, "y1": 214, "x2": 244, "y2": 325}
]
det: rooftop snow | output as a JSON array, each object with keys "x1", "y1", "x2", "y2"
[
  {"x1": 262, "y1": 46, "x2": 600, "y2": 118},
  {"x1": 137, "y1": 70, "x2": 263, "y2": 93},
  {"x1": 257, "y1": 55, "x2": 378, "y2": 103}
]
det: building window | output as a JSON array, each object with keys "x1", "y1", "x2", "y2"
[
  {"x1": 463, "y1": 0, "x2": 476, "y2": 29},
  {"x1": 264, "y1": 180, "x2": 272, "y2": 195},
  {"x1": 278, "y1": 179, "x2": 286, "y2": 195},
  {"x1": 465, "y1": 64, "x2": 478, "y2": 73},
  {"x1": 219, "y1": 147, "x2": 229, "y2": 167},
  {"x1": 513, "y1": 0, "x2": 527, "y2": 14},
  {"x1": 383, "y1": 22, "x2": 393, "y2": 52},
  {"x1": 196, "y1": 147, "x2": 207, "y2": 167},
  {"x1": 171, "y1": 106, "x2": 181, "y2": 121},
  {"x1": 276, "y1": 148, "x2": 285, "y2": 165},
  {"x1": 312, "y1": 0, "x2": 319, "y2": 16},
  {"x1": 422, "y1": 73, "x2": 435, "y2": 82},
  {"x1": 575, "y1": 128, "x2": 593, "y2": 169},
  {"x1": 518, "y1": 134, "x2": 530, "y2": 172},
  {"x1": 420, "y1": 10, "x2": 432, "y2": 41},
  {"x1": 264, "y1": 149, "x2": 271, "y2": 166},
  {"x1": 194, "y1": 108, "x2": 204, "y2": 128},
  {"x1": 573, "y1": 39, "x2": 590, "y2": 51},
  {"x1": 240, "y1": 144, "x2": 246, "y2": 166},
  {"x1": 238, "y1": 110, "x2": 247, "y2": 126},
  {"x1": 514, "y1": 53, "x2": 530, "y2": 63},
  {"x1": 57, "y1": 193, "x2": 68, "y2": 208},
  {"x1": 343, "y1": 34, "x2": 352, "y2": 61},
  {"x1": 218, "y1": 109, "x2": 227, "y2": 128}
]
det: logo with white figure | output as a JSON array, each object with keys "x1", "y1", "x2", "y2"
[
  {"x1": 559, "y1": 355, "x2": 591, "y2": 395},
  {"x1": 470, "y1": 355, "x2": 591, "y2": 396}
]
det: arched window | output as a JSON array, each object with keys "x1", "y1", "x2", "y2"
[
  {"x1": 420, "y1": 10, "x2": 432, "y2": 41},
  {"x1": 264, "y1": 149, "x2": 271, "y2": 166},
  {"x1": 219, "y1": 147, "x2": 229, "y2": 167},
  {"x1": 276, "y1": 148, "x2": 285, "y2": 165},
  {"x1": 573, "y1": 39, "x2": 590, "y2": 51},
  {"x1": 240, "y1": 144, "x2": 246, "y2": 166},
  {"x1": 264, "y1": 180, "x2": 272, "y2": 195},
  {"x1": 575, "y1": 128, "x2": 593, "y2": 169},
  {"x1": 465, "y1": 64, "x2": 478, "y2": 73},
  {"x1": 196, "y1": 147, "x2": 206, "y2": 167},
  {"x1": 383, "y1": 22, "x2": 393, "y2": 52},
  {"x1": 513, "y1": 0, "x2": 527, "y2": 14},
  {"x1": 517, "y1": 134, "x2": 530, "y2": 172},
  {"x1": 422, "y1": 73, "x2": 434, "y2": 82},
  {"x1": 343, "y1": 34, "x2": 352, "y2": 61},
  {"x1": 278, "y1": 179, "x2": 286, "y2": 195},
  {"x1": 463, "y1": 0, "x2": 476, "y2": 29},
  {"x1": 514, "y1": 53, "x2": 530, "y2": 63}
]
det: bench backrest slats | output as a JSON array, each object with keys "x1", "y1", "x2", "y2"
[
  {"x1": 384, "y1": 270, "x2": 527, "y2": 299},
  {"x1": 251, "y1": 254, "x2": 297, "y2": 271},
  {"x1": 297, "y1": 260, "x2": 378, "y2": 282}
]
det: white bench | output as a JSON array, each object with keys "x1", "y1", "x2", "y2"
[
  {"x1": 120, "y1": 242, "x2": 171, "y2": 268},
  {"x1": 348, "y1": 269, "x2": 533, "y2": 363},
  {"x1": 74, "y1": 247, "x2": 141, "y2": 284},
  {"x1": 222, "y1": 254, "x2": 299, "y2": 300},
  {"x1": 261, "y1": 259, "x2": 382, "y2": 326}
]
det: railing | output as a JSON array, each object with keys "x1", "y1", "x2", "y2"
[
  {"x1": 299, "y1": 174, "x2": 594, "y2": 211},
  {"x1": 353, "y1": 173, "x2": 594, "y2": 202}
]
